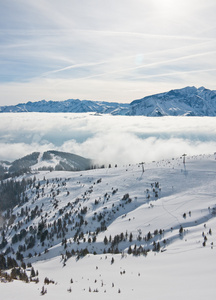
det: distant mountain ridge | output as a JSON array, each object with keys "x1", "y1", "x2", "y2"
[
  {"x1": 0, "y1": 99, "x2": 129, "y2": 115},
  {"x1": 1, "y1": 86, "x2": 216, "y2": 116}
]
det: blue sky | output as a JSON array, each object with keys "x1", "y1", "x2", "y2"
[{"x1": 0, "y1": 0, "x2": 216, "y2": 105}]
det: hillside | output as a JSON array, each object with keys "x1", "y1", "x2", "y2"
[
  {"x1": 0, "y1": 153, "x2": 216, "y2": 298},
  {"x1": 1, "y1": 86, "x2": 216, "y2": 116},
  {"x1": 0, "y1": 150, "x2": 93, "y2": 179}
]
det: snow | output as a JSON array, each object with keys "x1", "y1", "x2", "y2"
[
  {"x1": 1, "y1": 86, "x2": 216, "y2": 116},
  {"x1": 1, "y1": 249, "x2": 216, "y2": 299},
  {"x1": 1, "y1": 154, "x2": 216, "y2": 299}
]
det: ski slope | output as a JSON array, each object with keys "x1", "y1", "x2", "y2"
[{"x1": 0, "y1": 154, "x2": 216, "y2": 299}]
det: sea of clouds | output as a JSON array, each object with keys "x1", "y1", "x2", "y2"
[{"x1": 0, "y1": 113, "x2": 216, "y2": 165}]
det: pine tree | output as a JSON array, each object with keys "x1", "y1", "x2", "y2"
[
  {"x1": 104, "y1": 236, "x2": 108, "y2": 245},
  {"x1": 179, "y1": 226, "x2": 183, "y2": 235},
  {"x1": 31, "y1": 267, "x2": 36, "y2": 277}
]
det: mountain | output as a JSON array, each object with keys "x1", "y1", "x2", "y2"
[
  {"x1": 0, "y1": 98, "x2": 129, "y2": 115},
  {"x1": 0, "y1": 154, "x2": 216, "y2": 299},
  {"x1": 1, "y1": 86, "x2": 216, "y2": 116},
  {"x1": 1, "y1": 150, "x2": 93, "y2": 178},
  {"x1": 129, "y1": 86, "x2": 216, "y2": 116}
]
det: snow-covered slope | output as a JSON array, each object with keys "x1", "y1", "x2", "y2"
[
  {"x1": 0, "y1": 154, "x2": 216, "y2": 298},
  {"x1": 6, "y1": 150, "x2": 93, "y2": 174},
  {"x1": 1, "y1": 86, "x2": 216, "y2": 116},
  {"x1": 129, "y1": 86, "x2": 216, "y2": 116}
]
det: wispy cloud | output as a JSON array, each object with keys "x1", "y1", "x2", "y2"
[
  {"x1": 61, "y1": 50, "x2": 216, "y2": 82},
  {"x1": 42, "y1": 40, "x2": 214, "y2": 76},
  {"x1": 132, "y1": 68, "x2": 216, "y2": 81},
  {"x1": 0, "y1": 0, "x2": 216, "y2": 104}
]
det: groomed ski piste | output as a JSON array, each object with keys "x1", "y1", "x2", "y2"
[{"x1": 1, "y1": 153, "x2": 216, "y2": 299}]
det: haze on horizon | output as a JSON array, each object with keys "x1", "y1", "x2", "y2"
[{"x1": 0, "y1": 0, "x2": 216, "y2": 106}]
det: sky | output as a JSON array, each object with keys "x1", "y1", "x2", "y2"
[
  {"x1": 0, "y1": 0, "x2": 216, "y2": 105},
  {"x1": 1, "y1": 113, "x2": 216, "y2": 164}
]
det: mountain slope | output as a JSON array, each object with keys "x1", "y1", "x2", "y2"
[
  {"x1": 1, "y1": 86, "x2": 216, "y2": 116},
  {"x1": 129, "y1": 86, "x2": 216, "y2": 116},
  {"x1": 1, "y1": 154, "x2": 216, "y2": 260},
  {"x1": 0, "y1": 153, "x2": 216, "y2": 298},
  {"x1": 1, "y1": 150, "x2": 93, "y2": 177}
]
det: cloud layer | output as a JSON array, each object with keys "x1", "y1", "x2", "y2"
[{"x1": 0, "y1": 113, "x2": 216, "y2": 165}]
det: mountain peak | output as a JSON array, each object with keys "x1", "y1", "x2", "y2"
[{"x1": 198, "y1": 86, "x2": 206, "y2": 91}]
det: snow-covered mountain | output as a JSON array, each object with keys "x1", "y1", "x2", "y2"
[
  {"x1": 0, "y1": 99, "x2": 129, "y2": 115},
  {"x1": 1, "y1": 151, "x2": 93, "y2": 177},
  {"x1": 129, "y1": 86, "x2": 216, "y2": 116},
  {"x1": 0, "y1": 153, "x2": 216, "y2": 299},
  {"x1": 1, "y1": 86, "x2": 216, "y2": 116}
]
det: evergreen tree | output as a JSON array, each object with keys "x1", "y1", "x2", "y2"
[
  {"x1": 31, "y1": 267, "x2": 36, "y2": 277},
  {"x1": 104, "y1": 236, "x2": 108, "y2": 245}
]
